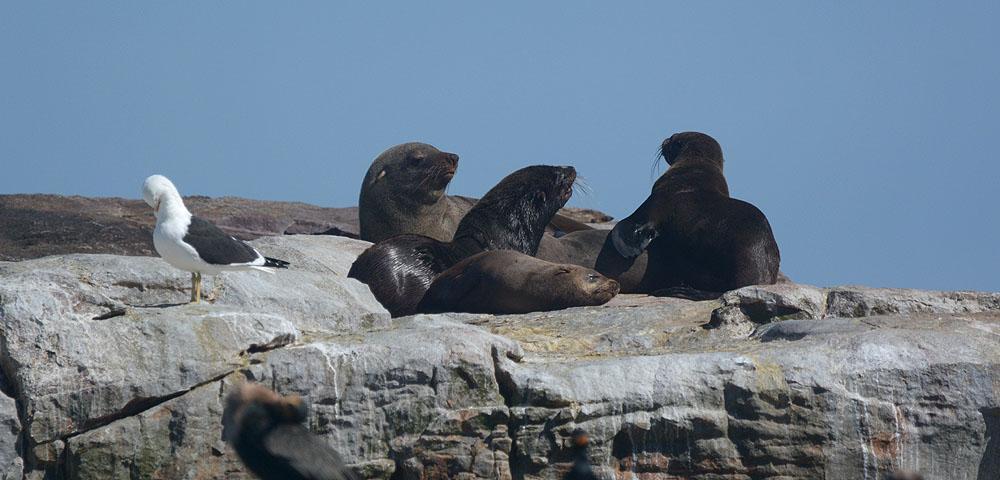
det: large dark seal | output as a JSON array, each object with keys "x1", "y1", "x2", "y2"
[
  {"x1": 349, "y1": 165, "x2": 577, "y2": 317},
  {"x1": 609, "y1": 132, "x2": 780, "y2": 298},
  {"x1": 417, "y1": 250, "x2": 620, "y2": 315},
  {"x1": 358, "y1": 142, "x2": 590, "y2": 243}
]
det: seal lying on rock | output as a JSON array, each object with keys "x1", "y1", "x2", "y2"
[
  {"x1": 535, "y1": 229, "x2": 651, "y2": 293},
  {"x1": 222, "y1": 383, "x2": 358, "y2": 480},
  {"x1": 357, "y1": 142, "x2": 591, "y2": 243},
  {"x1": 417, "y1": 250, "x2": 620, "y2": 315},
  {"x1": 609, "y1": 132, "x2": 780, "y2": 299},
  {"x1": 349, "y1": 165, "x2": 576, "y2": 317}
]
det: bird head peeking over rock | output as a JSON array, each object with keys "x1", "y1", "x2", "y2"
[{"x1": 222, "y1": 383, "x2": 358, "y2": 480}]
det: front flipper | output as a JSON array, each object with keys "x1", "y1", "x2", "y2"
[{"x1": 610, "y1": 219, "x2": 659, "y2": 258}]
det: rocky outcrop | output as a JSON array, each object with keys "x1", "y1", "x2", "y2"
[
  {"x1": 1, "y1": 235, "x2": 997, "y2": 480},
  {"x1": 0, "y1": 194, "x2": 361, "y2": 261},
  {"x1": 0, "y1": 194, "x2": 612, "y2": 261}
]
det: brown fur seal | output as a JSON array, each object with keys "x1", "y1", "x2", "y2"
[
  {"x1": 609, "y1": 132, "x2": 780, "y2": 298},
  {"x1": 222, "y1": 383, "x2": 359, "y2": 480},
  {"x1": 416, "y1": 250, "x2": 620, "y2": 314},
  {"x1": 536, "y1": 229, "x2": 651, "y2": 293},
  {"x1": 358, "y1": 142, "x2": 590, "y2": 243},
  {"x1": 358, "y1": 142, "x2": 471, "y2": 243},
  {"x1": 349, "y1": 165, "x2": 577, "y2": 317}
]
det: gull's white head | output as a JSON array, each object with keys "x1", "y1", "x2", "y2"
[{"x1": 142, "y1": 174, "x2": 181, "y2": 216}]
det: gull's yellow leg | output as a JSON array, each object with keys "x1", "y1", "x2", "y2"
[{"x1": 191, "y1": 272, "x2": 202, "y2": 303}]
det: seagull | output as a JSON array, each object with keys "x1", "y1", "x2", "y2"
[{"x1": 142, "y1": 174, "x2": 289, "y2": 303}]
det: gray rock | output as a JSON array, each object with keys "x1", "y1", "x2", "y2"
[
  {"x1": 1, "y1": 390, "x2": 22, "y2": 480},
  {"x1": 0, "y1": 236, "x2": 387, "y2": 475},
  {"x1": 1, "y1": 235, "x2": 998, "y2": 480}
]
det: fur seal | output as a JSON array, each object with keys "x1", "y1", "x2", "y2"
[
  {"x1": 416, "y1": 250, "x2": 620, "y2": 315},
  {"x1": 359, "y1": 142, "x2": 472, "y2": 243},
  {"x1": 349, "y1": 165, "x2": 577, "y2": 317},
  {"x1": 222, "y1": 383, "x2": 358, "y2": 480},
  {"x1": 358, "y1": 142, "x2": 590, "y2": 243},
  {"x1": 609, "y1": 132, "x2": 780, "y2": 298},
  {"x1": 535, "y1": 229, "x2": 651, "y2": 293}
]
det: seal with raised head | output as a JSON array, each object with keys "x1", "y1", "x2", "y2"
[
  {"x1": 609, "y1": 131, "x2": 780, "y2": 298},
  {"x1": 358, "y1": 142, "x2": 591, "y2": 243},
  {"x1": 359, "y1": 142, "x2": 471, "y2": 243},
  {"x1": 349, "y1": 165, "x2": 577, "y2": 317},
  {"x1": 416, "y1": 250, "x2": 620, "y2": 315}
]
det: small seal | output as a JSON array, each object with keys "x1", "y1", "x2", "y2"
[
  {"x1": 349, "y1": 165, "x2": 577, "y2": 317},
  {"x1": 358, "y1": 142, "x2": 590, "y2": 243},
  {"x1": 222, "y1": 383, "x2": 358, "y2": 480},
  {"x1": 609, "y1": 132, "x2": 780, "y2": 297},
  {"x1": 416, "y1": 250, "x2": 620, "y2": 315}
]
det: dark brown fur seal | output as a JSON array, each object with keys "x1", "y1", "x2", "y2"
[
  {"x1": 358, "y1": 142, "x2": 590, "y2": 243},
  {"x1": 349, "y1": 165, "x2": 577, "y2": 317},
  {"x1": 417, "y1": 250, "x2": 620, "y2": 314},
  {"x1": 359, "y1": 142, "x2": 471, "y2": 243},
  {"x1": 609, "y1": 132, "x2": 780, "y2": 298},
  {"x1": 222, "y1": 383, "x2": 359, "y2": 480}
]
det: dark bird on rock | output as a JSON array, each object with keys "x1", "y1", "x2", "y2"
[
  {"x1": 222, "y1": 383, "x2": 358, "y2": 480},
  {"x1": 564, "y1": 429, "x2": 599, "y2": 480}
]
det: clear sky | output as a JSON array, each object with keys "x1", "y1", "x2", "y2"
[{"x1": 2, "y1": 2, "x2": 998, "y2": 291}]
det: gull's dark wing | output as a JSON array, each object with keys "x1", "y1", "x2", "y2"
[
  {"x1": 183, "y1": 216, "x2": 260, "y2": 265},
  {"x1": 261, "y1": 424, "x2": 360, "y2": 480}
]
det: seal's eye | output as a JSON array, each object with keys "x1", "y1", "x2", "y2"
[
  {"x1": 586, "y1": 273, "x2": 599, "y2": 283},
  {"x1": 408, "y1": 154, "x2": 425, "y2": 166}
]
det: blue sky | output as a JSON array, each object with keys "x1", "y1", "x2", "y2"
[{"x1": 2, "y1": 2, "x2": 998, "y2": 291}]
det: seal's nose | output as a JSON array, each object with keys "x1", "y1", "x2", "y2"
[{"x1": 444, "y1": 153, "x2": 459, "y2": 168}]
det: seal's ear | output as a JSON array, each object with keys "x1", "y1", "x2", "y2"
[{"x1": 374, "y1": 169, "x2": 387, "y2": 183}]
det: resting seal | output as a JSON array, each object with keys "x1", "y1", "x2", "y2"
[
  {"x1": 609, "y1": 132, "x2": 780, "y2": 298},
  {"x1": 349, "y1": 165, "x2": 577, "y2": 317},
  {"x1": 358, "y1": 142, "x2": 590, "y2": 243},
  {"x1": 417, "y1": 250, "x2": 620, "y2": 315}
]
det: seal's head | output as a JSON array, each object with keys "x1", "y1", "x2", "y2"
[
  {"x1": 558, "y1": 265, "x2": 620, "y2": 307},
  {"x1": 221, "y1": 383, "x2": 307, "y2": 444},
  {"x1": 142, "y1": 174, "x2": 182, "y2": 217},
  {"x1": 455, "y1": 165, "x2": 576, "y2": 255},
  {"x1": 660, "y1": 131, "x2": 724, "y2": 167},
  {"x1": 363, "y1": 142, "x2": 459, "y2": 206}
]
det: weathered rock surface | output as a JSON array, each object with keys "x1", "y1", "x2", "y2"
[
  {"x1": 1, "y1": 235, "x2": 998, "y2": 480},
  {"x1": 0, "y1": 194, "x2": 611, "y2": 261},
  {"x1": 1, "y1": 387, "x2": 22, "y2": 480}
]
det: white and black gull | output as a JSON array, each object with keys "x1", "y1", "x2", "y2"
[{"x1": 142, "y1": 174, "x2": 289, "y2": 303}]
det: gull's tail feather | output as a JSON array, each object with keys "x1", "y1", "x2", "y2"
[{"x1": 264, "y1": 257, "x2": 290, "y2": 269}]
